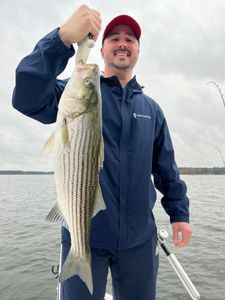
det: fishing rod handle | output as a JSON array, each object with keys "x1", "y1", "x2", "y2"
[{"x1": 167, "y1": 253, "x2": 200, "y2": 300}]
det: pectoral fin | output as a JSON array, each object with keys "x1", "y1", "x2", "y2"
[
  {"x1": 42, "y1": 131, "x2": 55, "y2": 154},
  {"x1": 46, "y1": 202, "x2": 65, "y2": 224},
  {"x1": 61, "y1": 118, "x2": 70, "y2": 149}
]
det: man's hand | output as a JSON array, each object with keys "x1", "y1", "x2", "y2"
[
  {"x1": 58, "y1": 5, "x2": 102, "y2": 46},
  {"x1": 172, "y1": 222, "x2": 192, "y2": 248}
]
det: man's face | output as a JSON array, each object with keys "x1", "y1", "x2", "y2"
[{"x1": 101, "y1": 25, "x2": 140, "y2": 73}]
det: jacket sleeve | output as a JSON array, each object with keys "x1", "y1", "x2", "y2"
[
  {"x1": 12, "y1": 28, "x2": 75, "y2": 124},
  {"x1": 152, "y1": 106, "x2": 189, "y2": 223}
]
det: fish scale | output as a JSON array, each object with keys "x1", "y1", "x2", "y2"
[{"x1": 67, "y1": 116, "x2": 96, "y2": 255}]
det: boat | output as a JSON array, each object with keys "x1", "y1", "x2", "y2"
[{"x1": 104, "y1": 293, "x2": 113, "y2": 300}]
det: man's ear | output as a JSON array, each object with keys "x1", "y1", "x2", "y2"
[{"x1": 101, "y1": 46, "x2": 104, "y2": 58}]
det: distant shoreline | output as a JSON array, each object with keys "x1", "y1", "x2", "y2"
[
  {"x1": 179, "y1": 167, "x2": 225, "y2": 175},
  {"x1": 0, "y1": 170, "x2": 53, "y2": 175},
  {"x1": 0, "y1": 168, "x2": 225, "y2": 175}
]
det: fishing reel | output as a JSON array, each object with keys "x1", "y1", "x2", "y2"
[{"x1": 158, "y1": 229, "x2": 169, "y2": 242}]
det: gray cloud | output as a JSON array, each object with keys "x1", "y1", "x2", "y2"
[
  {"x1": 138, "y1": 1, "x2": 225, "y2": 81},
  {"x1": 1, "y1": 0, "x2": 225, "y2": 170}
]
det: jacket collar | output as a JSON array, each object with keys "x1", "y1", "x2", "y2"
[{"x1": 100, "y1": 74, "x2": 143, "y2": 93}]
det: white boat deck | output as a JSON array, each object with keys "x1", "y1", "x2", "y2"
[{"x1": 105, "y1": 293, "x2": 113, "y2": 300}]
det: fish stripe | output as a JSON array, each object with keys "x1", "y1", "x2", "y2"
[{"x1": 61, "y1": 114, "x2": 100, "y2": 257}]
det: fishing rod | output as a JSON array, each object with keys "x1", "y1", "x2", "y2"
[
  {"x1": 158, "y1": 230, "x2": 200, "y2": 300},
  {"x1": 56, "y1": 244, "x2": 63, "y2": 300},
  {"x1": 206, "y1": 81, "x2": 225, "y2": 108}
]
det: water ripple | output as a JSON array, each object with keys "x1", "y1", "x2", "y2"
[{"x1": 0, "y1": 175, "x2": 225, "y2": 299}]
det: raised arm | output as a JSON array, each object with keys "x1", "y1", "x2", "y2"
[{"x1": 12, "y1": 5, "x2": 101, "y2": 124}]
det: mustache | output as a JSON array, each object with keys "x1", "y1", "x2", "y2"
[{"x1": 114, "y1": 48, "x2": 131, "y2": 57}]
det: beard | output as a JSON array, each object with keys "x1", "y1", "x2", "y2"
[
  {"x1": 110, "y1": 62, "x2": 131, "y2": 71},
  {"x1": 111, "y1": 48, "x2": 132, "y2": 71}
]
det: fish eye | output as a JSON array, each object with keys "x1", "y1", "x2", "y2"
[{"x1": 83, "y1": 77, "x2": 94, "y2": 87}]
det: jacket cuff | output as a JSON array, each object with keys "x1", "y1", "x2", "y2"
[
  {"x1": 170, "y1": 215, "x2": 190, "y2": 223},
  {"x1": 42, "y1": 28, "x2": 75, "y2": 57}
]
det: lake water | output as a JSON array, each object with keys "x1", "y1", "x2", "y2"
[{"x1": 0, "y1": 175, "x2": 224, "y2": 299}]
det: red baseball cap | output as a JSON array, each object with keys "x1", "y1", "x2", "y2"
[{"x1": 102, "y1": 15, "x2": 141, "y2": 43}]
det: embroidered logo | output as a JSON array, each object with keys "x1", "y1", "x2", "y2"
[{"x1": 133, "y1": 113, "x2": 151, "y2": 119}]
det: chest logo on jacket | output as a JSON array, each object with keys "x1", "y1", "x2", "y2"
[{"x1": 133, "y1": 113, "x2": 151, "y2": 119}]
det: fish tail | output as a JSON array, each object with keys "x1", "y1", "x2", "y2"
[{"x1": 59, "y1": 248, "x2": 93, "y2": 294}]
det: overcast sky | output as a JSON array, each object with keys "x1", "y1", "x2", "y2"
[{"x1": 1, "y1": 0, "x2": 225, "y2": 171}]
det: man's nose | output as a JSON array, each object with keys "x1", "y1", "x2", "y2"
[{"x1": 118, "y1": 40, "x2": 128, "y2": 48}]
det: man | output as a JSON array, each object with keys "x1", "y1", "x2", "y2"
[{"x1": 12, "y1": 5, "x2": 191, "y2": 300}]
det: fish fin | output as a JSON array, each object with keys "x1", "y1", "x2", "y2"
[
  {"x1": 61, "y1": 118, "x2": 70, "y2": 149},
  {"x1": 59, "y1": 249, "x2": 93, "y2": 294},
  {"x1": 92, "y1": 181, "x2": 106, "y2": 218},
  {"x1": 42, "y1": 131, "x2": 55, "y2": 154},
  {"x1": 71, "y1": 111, "x2": 82, "y2": 119},
  {"x1": 46, "y1": 202, "x2": 65, "y2": 223}
]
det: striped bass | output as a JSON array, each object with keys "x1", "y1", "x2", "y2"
[{"x1": 44, "y1": 37, "x2": 105, "y2": 294}]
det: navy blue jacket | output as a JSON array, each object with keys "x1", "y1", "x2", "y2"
[{"x1": 12, "y1": 29, "x2": 189, "y2": 250}]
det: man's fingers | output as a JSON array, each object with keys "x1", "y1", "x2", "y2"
[
  {"x1": 172, "y1": 222, "x2": 192, "y2": 248},
  {"x1": 90, "y1": 15, "x2": 102, "y2": 41},
  {"x1": 175, "y1": 235, "x2": 187, "y2": 248},
  {"x1": 91, "y1": 9, "x2": 102, "y2": 39},
  {"x1": 91, "y1": 8, "x2": 101, "y2": 19},
  {"x1": 173, "y1": 226, "x2": 179, "y2": 245},
  {"x1": 184, "y1": 229, "x2": 191, "y2": 244},
  {"x1": 176, "y1": 229, "x2": 192, "y2": 248},
  {"x1": 181, "y1": 227, "x2": 192, "y2": 247},
  {"x1": 58, "y1": 5, "x2": 102, "y2": 45}
]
